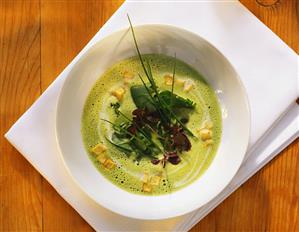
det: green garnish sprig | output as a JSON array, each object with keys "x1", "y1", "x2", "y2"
[
  {"x1": 103, "y1": 16, "x2": 197, "y2": 167},
  {"x1": 127, "y1": 15, "x2": 195, "y2": 137}
]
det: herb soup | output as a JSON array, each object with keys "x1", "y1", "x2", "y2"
[{"x1": 82, "y1": 54, "x2": 221, "y2": 195}]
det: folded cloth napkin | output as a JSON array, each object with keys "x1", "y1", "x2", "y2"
[{"x1": 5, "y1": 1, "x2": 298, "y2": 231}]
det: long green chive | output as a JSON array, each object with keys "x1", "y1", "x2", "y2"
[{"x1": 170, "y1": 53, "x2": 176, "y2": 108}]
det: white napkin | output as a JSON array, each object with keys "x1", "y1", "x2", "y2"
[{"x1": 5, "y1": 1, "x2": 298, "y2": 231}]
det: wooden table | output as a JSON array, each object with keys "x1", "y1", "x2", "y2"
[{"x1": 0, "y1": 0, "x2": 298, "y2": 231}]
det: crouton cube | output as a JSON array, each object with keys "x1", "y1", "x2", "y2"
[
  {"x1": 124, "y1": 78, "x2": 132, "y2": 84},
  {"x1": 202, "y1": 120, "x2": 213, "y2": 129},
  {"x1": 183, "y1": 79, "x2": 194, "y2": 92},
  {"x1": 164, "y1": 74, "x2": 173, "y2": 86},
  {"x1": 199, "y1": 128, "x2": 213, "y2": 141},
  {"x1": 104, "y1": 159, "x2": 116, "y2": 169},
  {"x1": 123, "y1": 71, "x2": 134, "y2": 84},
  {"x1": 205, "y1": 139, "x2": 214, "y2": 146},
  {"x1": 150, "y1": 176, "x2": 161, "y2": 186},
  {"x1": 123, "y1": 70, "x2": 134, "y2": 79},
  {"x1": 205, "y1": 121, "x2": 213, "y2": 129},
  {"x1": 96, "y1": 154, "x2": 107, "y2": 164},
  {"x1": 91, "y1": 143, "x2": 107, "y2": 155},
  {"x1": 111, "y1": 87, "x2": 125, "y2": 101},
  {"x1": 175, "y1": 78, "x2": 185, "y2": 86},
  {"x1": 142, "y1": 183, "x2": 152, "y2": 193},
  {"x1": 141, "y1": 173, "x2": 149, "y2": 183}
]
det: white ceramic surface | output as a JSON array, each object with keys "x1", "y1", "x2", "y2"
[{"x1": 56, "y1": 25, "x2": 250, "y2": 220}]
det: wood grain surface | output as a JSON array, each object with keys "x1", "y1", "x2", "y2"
[{"x1": 0, "y1": 0, "x2": 298, "y2": 231}]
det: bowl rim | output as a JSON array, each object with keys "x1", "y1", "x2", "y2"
[{"x1": 55, "y1": 23, "x2": 251, "y2": 220}]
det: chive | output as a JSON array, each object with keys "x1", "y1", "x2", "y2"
[
  {"x1": 170, "y1": 53, "x2": 176, "y2": 108},
  {"x1": 128, "y1": 15, "x2": 168, "y2": 122},
  {"x1": 127, "y1": 15, "x2": 151, "y2": 83}
]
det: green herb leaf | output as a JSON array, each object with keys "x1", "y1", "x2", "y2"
[
  {"x1": 131, "y1": 86, "x2": 195, "y2": 110},
  {"x1": 159, "y1": 90, "x2": 196, "y2": 109},
  {"x1": 105, "y1": 136, "x2": 133, "y2": 155},
  {"x1": 130, "y1": 85, "x2": 156, "y2": 112}
]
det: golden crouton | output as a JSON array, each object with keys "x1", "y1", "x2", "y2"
[
  {"x1": 199, "y1": 128, "x2": 213, "y2": 141},
  {"x1": 123, "y1": 71, "x2": 134, "y2": 84},
  {"x1": 205, "y1": 139, "x2": 214, "y2": 146},
  {"x1": 142, "y1": 183, "x2": 152, "y2": 193},
  {"x1": 91, "y1": 143, "x2": 107, "y2": 155},
  {"x1": 175, "y1": 78, "x2": 185, "y2": 86},
  {"x1": 141, "y1": 173, "x2": 149, "y2": 183},
  {"x1": 183, "y1": 79, "x2": 194, "y2": 92},
  {"x1": 201, "y1": 120, "x2": 213, "y2": 129},
  {"x1": 205, "y1": 121, "x2": 214, "y2": 129},
  {"x1": 150, "y1": 176, "x2": 161, "y2": 186},
  {"x1": 111, "y1": 87, "x2": 125, "y2": 101},
  {"x1": 104, "y1": 159, "x2": 116, "y2": 169},
  {"x1": 96, "y1": 154, "x2": 107, "y2": 164},
  {"x1": 164, "y1": 74, "x2": 173, "y2": 86}
]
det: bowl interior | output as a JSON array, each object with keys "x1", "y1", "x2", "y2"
[{"x1": 56, "y1": 25, "x2": 250, "y2": 220}]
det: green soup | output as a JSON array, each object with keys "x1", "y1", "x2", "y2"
[{"x1": 82, "y1": 54, "x2": 222, "y2": 195}]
